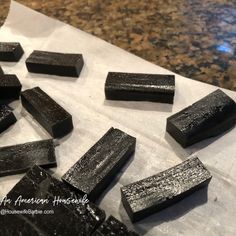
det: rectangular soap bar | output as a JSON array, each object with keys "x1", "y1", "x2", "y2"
[
  {"x1": 26, "y1": 50, "x2": 84, "y2": 77},
  {"x1": 93, "y1": 216, "x2": 139, "y2": 236},
  {"x1": 0, "y1": 42, "x2": 24, "y2": 62},
  {"x1": 105, "y1": 72, "x2": 175, "y2": 103},
  {"x1": 5, "y1": 165, "x2": 106, "y2": 235},
  {"x1": 0, "y1": 74, "x2": 22, "y2": 100},
  {"x1": 166, "y1": 89, "x2": 236, "y2": 147},
  {"x1": 0, "y1": 105, "x2": 17, "y2": 134},
  {"x1": 21, "y1": 87, "x2": 73, "y2": 138},
  {"x1": 0, "y1": 139, "x2": 57, "y2": 177},
  {"x1": 121, "y1": 157, "x2": 212, "y2": 222},
  {"x1": 62, "y1": 127, "x2": 136, "y2": 202}
]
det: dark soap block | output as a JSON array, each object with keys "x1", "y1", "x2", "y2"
[
  {"x1": 166, "y1": 89, "x2": 236, "y2": 147},
  {"x1": 0, "y1": 139, "x2": 57, "y2": 177},
  {"x1": 0, "y1": 74, "x2": 22, "y2": 100},
  {"x1": 26, "y1": 50, "x2": 84, "y2": 77},
  {"x1": 0, "y1": 42, "x2": 24, "y2": 62},
  {"x1": 62, "y1": 127, "x2": 136, "y2": 202},
  {"x1": 0, "y1": 210, "x2": 43, "y2": 236},
  {"x1": 5, "y1": 165, "x2": 106, "y2": 236},
  {"x1": 21, "y1": 87, "x2": 73, "y2": 138},
  {"x1": 93, "y1": 216, "x2": 139, "y2": 236},
  {"x1": 0, "y1": 105, "x2": 17, "y2": 134},
  {"x1": 121, "y1": 157, "x2": 212, "y2": 222},
  {"x1": 105, "y1": 72, "x2": 175, "y2": 104},
  {"x1": 0, "y1": 66, "x2": 3, "y2": 74}
]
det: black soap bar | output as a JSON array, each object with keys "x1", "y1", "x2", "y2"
[
  {"x1": 0, "y1": 139, "x2": 57, "y2": 177},
  {"x1": 26, "y1": 50, "x2": 84, "y2": 77},
  {"x1": 0, "y1": 66, "x2": 3, "y2": 74},
  {"x1": 0, "y1": 42, "x2": 24, "y2": 62},
  {"x1": 166, "y1": 89, "x2": 236, "y2": 147},
  {"x1": 5, "y1": 165, "x2": 106, "y2": 235},
  {"x1": 62, "y1": 127, "x2": 136, "y2": 202},
  {"x1": 0, "y1": 105, "x2": 17, "y2": 134},
  {"x1": 21, "y1": 87, "x2": 73, "y2": 138},
  {"x1": 0, "y1": 209, "x2": 43, "y2": 236},
  {"x1": 121, "y1": 157, "x2": 212, "y2": 222},
  {"x1": 105, "y1": 72, "x2": 175, "y2": 103},
  {"x1": 93, "y1": 216, "x2": 139, "y2": 236},
  {"x1": 0, "y1": 74, "x2": 22, "y2": 100}
]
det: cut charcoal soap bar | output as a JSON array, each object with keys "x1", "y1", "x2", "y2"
[
  {"x1": 26, "y1": 50, "x2": 84, "y2": 77},
  {"x1": 0, "y1": 209, "x2": 43, "y2": 236},
  {"x1": 21, "y1": 87, "x2": 73, "y2": 138},
  {"x1": 166, "y1": 89, "x2": 236, "y2": 147},
  {"x1": 105, "y1": 72, "x2": 175, "y2": 103},
  {"x1": 62, "y1": 127, "x2": 136, "y2": 202},
  {"x1": 0, "y1": 74, "x2": 22, "y2": 100},
  {"x1": 121, "y1": 157, "x2": 212, "y2": 222},
  {"x1": 0, "y1": 42, "x2": 24, "y2": 62},
  {"x1": 0, "y1": 105, "x2": 17, "y2": 134},
  {"x1": 93, "y1": 216, "x2": 139, "y2": 236},
  {"x1": 4, "y1": 165, "x2": 106, "y2": 235},
  {"x1": 0, "y1": 139, "x2": 57, "y2": 177}
]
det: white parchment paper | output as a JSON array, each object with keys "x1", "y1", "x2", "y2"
[{"x1": 0, "y1": 1, "x2": 236, "y2": 235}]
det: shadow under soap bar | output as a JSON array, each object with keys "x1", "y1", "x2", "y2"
[
  {"x1": 0, "y1": 139, "x2": 57, "y2": 177},
  {"x1": 62, "y1": 127, "x2": 136, "y2": 202},
  {"x1": 166, "y1": 89, "x2": 236, "y2": 147},
  {"x1": 121, "y1": 157, "x2": 212, "y2": 222},
  {"x1": 21, "y1": 87, "x2": 73, "y2": 138},
  {"x1": 26, "y1": 50, "x2": 84, "y2": 77},
  {"x1": 105, "y1": 72, "x2": 175, "y2": 103}
]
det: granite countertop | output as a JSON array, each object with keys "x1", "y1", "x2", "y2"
[{"x1": 1, "y1": 0, "x2": 236, "y2": 91}]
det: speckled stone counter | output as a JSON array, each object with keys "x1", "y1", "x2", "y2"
[{"x1": 1, "y1": 0, "x2": 236, "y2": 90}]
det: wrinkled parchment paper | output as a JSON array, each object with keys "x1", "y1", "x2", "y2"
[{"x1": 0, "y1": 1, "x2": 236, "y2": 235}]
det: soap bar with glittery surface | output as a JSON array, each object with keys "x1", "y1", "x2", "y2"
[
  {"x1": 166, "y1": 89, "x2": 236, "y2": 147},
  {"x1": 105, "y1": 72, "x2": 175, "y2": 103},
  {"x1": 26, "y1": 50, "x2": 84, "y2": 77},
  {"x1": 93, "y1": 216, "x2": 139, "y2": 236},
  {"x1": 0, "y1": 42, "x2": 24, "y2": 62},
  {"x1": 0, "y1": 105, "x2": 17, "y2": 134},
  {"x1": 0, "y1": 74, "x2": 22, "y2": 100},
  {"x1": 0, "y1": 139, "x2": 57, "y2": 177},
  {"x1": 21, "y1": 87, "x2": 73, "y2": 138},
  {"x1": 62, "y1": 127, "x2": 136, "y2": 202},
  {"x1": 4, "y1": 165, "x2": 106, "y2": 235},
  {"x1": 121, "y1": 157, "x2": 212, "y2": 222}
]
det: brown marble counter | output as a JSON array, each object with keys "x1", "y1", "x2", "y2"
[{"x1": 1, "y1": 0, "x2": 236, "y2": 90}]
